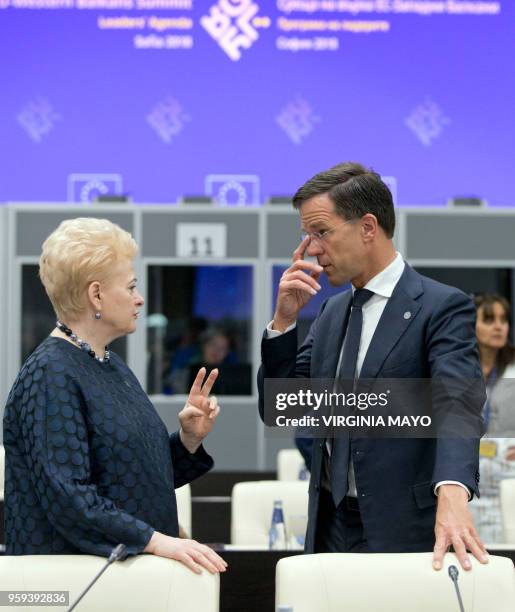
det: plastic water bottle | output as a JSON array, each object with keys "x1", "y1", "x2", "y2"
[
  {"x1": 269, "y1": 499, "x2": 287, "y2": 550},
  {"x1": 298, "y1": 463, "x2": 309, "y2": 481}
]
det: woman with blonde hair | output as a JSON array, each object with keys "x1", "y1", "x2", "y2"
[{"x1": 3, "y1": 218, "x2": 227, "y2": 574}]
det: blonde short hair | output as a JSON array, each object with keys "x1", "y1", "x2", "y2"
[{"x1": 39, "y1": 217, "x2": 138, "y2": 321}]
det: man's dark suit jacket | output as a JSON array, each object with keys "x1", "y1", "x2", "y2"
[{"x1": 258, "y1": 264, "x2": 485, "y2": 553}]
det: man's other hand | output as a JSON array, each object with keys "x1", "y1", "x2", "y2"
[{"x1": 432, "y1": 484, "x2": 489, "y2": 571}]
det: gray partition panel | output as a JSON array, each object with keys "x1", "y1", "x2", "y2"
[
  {"x1": 142, "y1": 212, "x2": 259, "y2": 258},
  {"x1": 266, "y1": 212, "x2": 299, "y2": 258},
  {"x1": 16, "y1": 211, "x2": 134, "y2": 256},
  {"x1": 406, "y1": 214, "x2": 515, "y2": 260},
  {"x1": 8, "y1": 204, "x2": 515, "y2": 471},
  {"x1": 153, "y1": 399, "x2": 258, "y2": 471}
]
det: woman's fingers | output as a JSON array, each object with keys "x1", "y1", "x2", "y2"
[
  {"x1": 178, "y1": 552, "x2": 202, "y2": 575},
  {"x1": 151, "y1": 535, "x2": 228, "y2": 575},
  {"x1": 195, "y1": 543, "x2": 228, "y2": 571},
  {"x1": 207, "y1": 396, "x2": 219, "y2": 418},
  {"x1": 189, "y1": 367, "x2": 207, "y2": 396},
  {"x1": 200, "y1": 368, "x2": 218, "y2": 397},
  {"x1": 178, "y1": 542, "x2": 227, "y2": 574},
  {"x1": 181, "y1": 395, "x2": 220, "y2": 423},
  {"x1": 190, "y1": 550, "x2": 218, "y2": 574},
  {"x1": 181, "y1": 405, "x2": 205, "y2": 419},
  {"x1": 189, "y1": 367, "x2": 219, "y2": 399}
]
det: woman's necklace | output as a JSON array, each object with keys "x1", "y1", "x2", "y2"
[{"x1": 56, "y1": 320, "x2": 110, "y2": 364}]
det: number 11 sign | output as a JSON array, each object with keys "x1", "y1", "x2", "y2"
[{"x1": 176, "y1": 223, "x2": 227, "y2": 258}]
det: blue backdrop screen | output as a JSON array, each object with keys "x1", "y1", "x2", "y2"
[{"x1": 1, "y1": 1, "x2": 513, "y2": 205}]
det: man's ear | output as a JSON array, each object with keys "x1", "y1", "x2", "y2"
[
  {"x1": 361, "y1": 213, "x2": 378, "y2": 242},
  {"x1": 87, "y1": 281, "x2": 102, "y2": 311}
]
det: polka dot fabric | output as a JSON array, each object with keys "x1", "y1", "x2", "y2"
[{"x1": 3, "y1": 337, "x2": 213, "y2": 557}]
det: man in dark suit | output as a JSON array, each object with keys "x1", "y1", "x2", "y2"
[{"x1": 258, "y1": 162, "x2": 488, "y2": 571}]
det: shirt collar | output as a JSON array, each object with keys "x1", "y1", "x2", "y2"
[{"x1": 352, "y1": 252, "x2": 405, "y2": 299}]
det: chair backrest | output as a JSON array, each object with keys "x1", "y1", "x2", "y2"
[
  {"x1": 276, "y1": 552, "x2": 515, "y2": 612},
  {"x1": 231, "y1": 480, "x2": 308, "y2": 546},
  {"x1": 175, "y1": 483, "x2": 192, "y2": 537},
  {"x1": 0, "y1": 554, "x2": 219, "y2": 612},
  {"x1": 277, "y1": 449, "x2": 305, "y2": 481},
  {"x1": 500, "y1": 478, "x2": 515, "y2": 543},
  {"x1": 0, "y1": 444, "x2": 4, "y2": 500}
]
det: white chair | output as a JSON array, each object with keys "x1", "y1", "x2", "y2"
[
  {"x1": 277, "y1": 448, "x2": 306, "y2": 481},
  {"x1": 500, "y1": 478, "x2": 515, "y2": 543},
  {"x1": 276, "y1": 552, "x2": 515, "y2": 612},
  {"x1": 231, "y1": 480, "x2": 308, "y2": 546},
  {"x1": 175, "y1": 483, "x2": 192, "y2": 538},
  {"x1": 0, "y1": 554, "x2": 219, "y2": 612},
  {"x1": 0, "y1": 444, "x2": 4, "y2": 500}
]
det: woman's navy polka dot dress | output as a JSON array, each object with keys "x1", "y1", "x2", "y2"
[{"x1": 3, "y1": 337, "x2": 213, "y2": 557}]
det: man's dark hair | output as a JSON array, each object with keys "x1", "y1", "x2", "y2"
[{"x1": 292, "y1": 162, "x2": 395, "y2": 238}]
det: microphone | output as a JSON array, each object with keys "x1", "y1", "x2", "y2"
[
  {"x1": 448, "y1": 565, "x2": 466, "y2": 612},
  {"x1": 66, "y1": 544, "x2": 127, "y2": 612},
  {"x1": 108, "y1": 543, "x2": 127, "y2": 563}
]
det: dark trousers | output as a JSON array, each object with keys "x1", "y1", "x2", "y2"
[{"x1": 314, "y1": 488, "x2": 369, "y2": 553}]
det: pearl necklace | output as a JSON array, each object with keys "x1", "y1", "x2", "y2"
[{"x1": 56, "y1": 320, "x2": 110, "y2": 364}]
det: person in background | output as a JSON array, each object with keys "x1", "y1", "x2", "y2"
[
  {"x1": 470, "y1": 294, "x2": 515, "y2": 542},
  {"x1": 199, "y1": 328, "x2": 234, "y2": 367},
  {"x1": 188, "y1": 328, "x2": 250, "y2": 396},
  {"x1": 475, "y1": 293, "x2": 515, "y2": 437},
  {"x1": 3, "y1": 218, "x2": 227, "y2": 575}
]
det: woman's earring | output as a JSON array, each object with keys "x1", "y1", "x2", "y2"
[{"x1": 95, "y1": 312, "x2": 102, "y2": 320}]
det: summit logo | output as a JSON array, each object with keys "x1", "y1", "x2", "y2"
[{"x1": 200, "y1": 0, "x2": 270, "y2": 62}]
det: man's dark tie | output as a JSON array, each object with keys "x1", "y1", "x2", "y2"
[{"x1": 330, "y1": 288, "x2": 374, "y2": 507}]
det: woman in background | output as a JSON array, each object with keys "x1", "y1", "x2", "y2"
[
  {"x1": 475, "y1": 293, "x2": 515, "y2": 439},
  {"x1": 3, "y1": 218, "x2": 227, "y2": 574},
  {"x1": 471, "y1": 294, "x2": 515, "y2": 542}
]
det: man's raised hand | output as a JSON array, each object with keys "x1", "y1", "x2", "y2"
[{"x1": 273, "y1": 236, "x2": 323, "y2": 331}]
